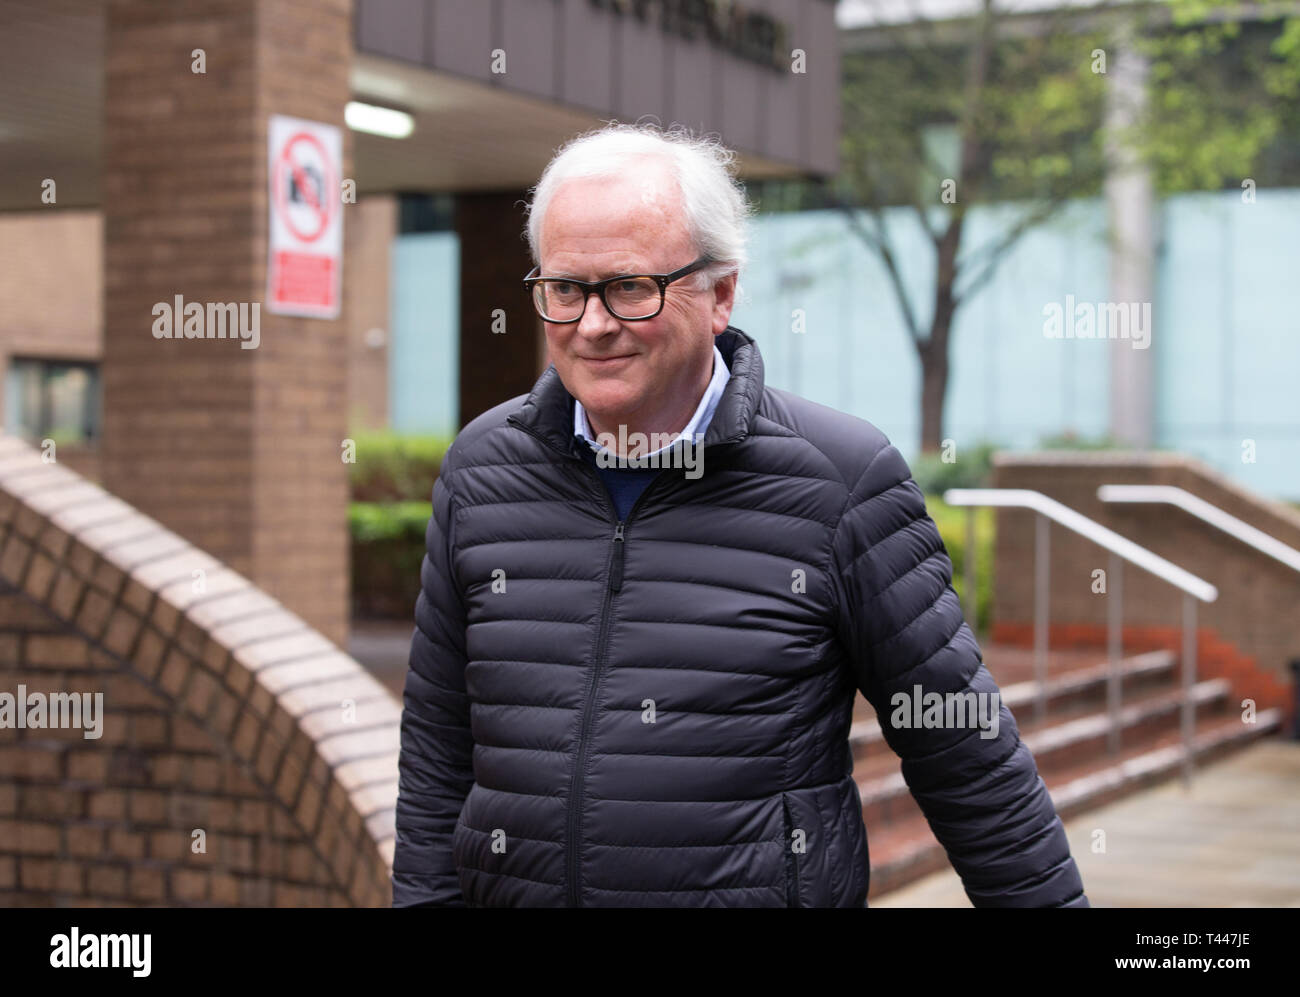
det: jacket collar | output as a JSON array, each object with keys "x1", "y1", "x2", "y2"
[{"x1": 506, "y1": 326, "x2": 765, "y2": 459}]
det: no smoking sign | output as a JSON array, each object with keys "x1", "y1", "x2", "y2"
[{"x1": 267, "y1": 114, "x2": 342, "y2": 318}]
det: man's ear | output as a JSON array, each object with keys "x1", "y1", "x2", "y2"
[{"x1": 710, "y1": 271, "x2": 738, "y2": 335}]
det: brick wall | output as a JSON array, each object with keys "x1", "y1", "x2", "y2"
[
  {"x1": 992, "y1": 452, "x2": 1300, "y2": 684},
  {"x1": 0, "y1": 432, "x2": 397, "y2": 906},
  {"x1": 0, "y1": 191, "x2": 394, "y2": 478},
  {"x1": 100, "y1": 0, "x2": 354, "y2": 646},
  {"x1": 0, "y1": 210, "x2": 101, "y2": 364}
]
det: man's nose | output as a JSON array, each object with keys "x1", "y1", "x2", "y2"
[{"x1": 574, "y1": 289, "x2": 621, "y2": 339}]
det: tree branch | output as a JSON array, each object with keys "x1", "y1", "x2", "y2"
[
  {"x1": 820, "y1": 180, "x2": 925, "y2": 346},
  {"x1": 954, "y1": 197, "x2": 1071, "y2": 305}
]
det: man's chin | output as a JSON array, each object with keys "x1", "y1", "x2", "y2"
[{"x1": 575, "y1": 388, "x2": 642, "y2": 429}]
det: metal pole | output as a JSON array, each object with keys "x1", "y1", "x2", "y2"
[
  {"x1": 1182, "y1": 593, "x2": 1197, "y2": 788},
  {"x1": 964, "y1": 506, "x2": 976, "y2": 628},
  {"x1": 1107, "y1": 552, "x2": 1122, "y2": 755},
  {"x1": 1291, "y1": 659, "x2": 1300, "y2": 741},
  {"x1": 1035, "y1": 513, "x2": 1049, "y2": 726}
]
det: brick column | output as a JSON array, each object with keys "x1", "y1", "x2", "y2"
[
  {"x1": 102, "y1": 0, "x2": 352, "y2": 645},
  {"x1": 456, "y1": 191, "x2": 545, "y2": 428}
]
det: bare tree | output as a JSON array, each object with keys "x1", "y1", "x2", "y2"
[{"x1": 829, "y1": 0, "x2": 1299, "y2": 452}]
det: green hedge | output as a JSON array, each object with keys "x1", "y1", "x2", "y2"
[
  {"x1": 909, "y1": 440, "x2": 998, "y2": 495},
  {"x1": 925, "y1": 497, "x2": 995, "y2": 639},
  {"x1": 1036, "y1": 430, "x2": 1126, "y2": 450},
  {"x1": 348, "y1": 431, "x2": 452, "y2": 503},
  {"x1": 347, "y1": 432, "x2": 450, "y2": 616},
  {"x1": 349, "y1": 501, "x2": 432, "y2": 541},
  {"x1": 349, "y1": 500, "x2": 432, "y2": 618}
]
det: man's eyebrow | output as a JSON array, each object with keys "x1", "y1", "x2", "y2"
[{"x1": 546, "y1": 265, "x2": 645, "y2": 279}]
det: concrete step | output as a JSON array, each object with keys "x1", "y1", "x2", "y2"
[
  {"x1": 850, "y1": 648, "x2": 1176, "y2": 764},
  {"x1": 864, "y1": 709, "x2": 1283, "y2": 900},
  {"x1": 1024, "y1": 678, "x2": 1231, "y2": 774},
  {"x1": 856, "y1": 678, "x2": 1229, "y2": 821}
]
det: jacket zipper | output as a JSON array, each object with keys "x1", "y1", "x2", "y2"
[
  {"x1": 566, "y1": 518, "x2": 619, "y2": 906},
  {"x1": 564, "y1": 476, "x2": 674, "y2": 905},
  {"x1": 505, "y1": 416, "x2": 677, "y2": 907},
  {"x1": 782, "y1": 792, "x2": 800, "y2": 907}
]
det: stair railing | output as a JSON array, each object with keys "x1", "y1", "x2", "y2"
[
  {"x1": 1097, "y1": 484, "x2": 1300, "y2": 576},
  {"x1": 943, "y1": 488, "x2": 1218, "y2": 785}
]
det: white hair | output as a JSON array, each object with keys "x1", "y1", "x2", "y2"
[{"x1": 524, "y1": 120, "x2": 753, "y2": 303}]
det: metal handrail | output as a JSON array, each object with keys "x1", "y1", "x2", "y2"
[
  {"x1": 942, "y1": 487, "x2": 1218, "y2": 786},
  {"x1": 1098, "y1": 484, "x2": 1300, "y2": 576},
  {"x1": 946, "y1": 489, "x2": 1218, "y2": 601}
]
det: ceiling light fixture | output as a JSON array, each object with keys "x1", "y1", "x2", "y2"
[{"x1": 345, "y1": 101, "x2": 414, "y2": 139}]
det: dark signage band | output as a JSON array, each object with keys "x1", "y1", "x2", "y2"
[{"x1": 590, "y1": 0, "x2": 791, "y2": 71}]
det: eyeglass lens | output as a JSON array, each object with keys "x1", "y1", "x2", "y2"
[{"x1": 533, "y1": 276, "x2": 661, "y2": 321}]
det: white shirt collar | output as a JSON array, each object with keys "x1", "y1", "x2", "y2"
[{"x1": 574, "y1": 343, "x2": 730, "y2": 458}]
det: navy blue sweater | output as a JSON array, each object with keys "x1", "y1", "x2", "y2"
[{"x1": 575, "y1": 437, "x2": 661, "y2": 521}]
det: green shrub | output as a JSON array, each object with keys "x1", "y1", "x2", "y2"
[
  {"x1": 348, "y1": 430, "x2": 453, "y2": 502},
  {"x1": 348, "y1": 501, "x2": 433, "y2": 541},
  {"x1": 1036, "y1": 430, "x2": 1125, "y2": 450},
  {"x1": 910, "y1": 440, "x2": 999, "y2": 495},
  {"x1": 925, "y1": 497, "x2": 995, "y2": 639},
  {"x1": 349, "y1": 501, "x2": 432, "y2": 618}
]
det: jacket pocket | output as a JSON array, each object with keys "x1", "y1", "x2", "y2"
[
  {"x1": 450, "y1": 784, "x2": 476, "y2": 871},
  {"x1": 837, "y1": 776, "x2": 870, "y2": 907},
  {"x1": 451, "y1": 785, "x2": 478, "y2": 905},
  {"x1": 782, "y1": 780, "x2": 863, "y2": 907},
  {"x1": 780, "y1": 792, "x2": 799, "y2": 908}
]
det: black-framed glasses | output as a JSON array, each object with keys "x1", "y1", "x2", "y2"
[{"x1": 523, "y1": 255, "x2": 714, "y2": 323}]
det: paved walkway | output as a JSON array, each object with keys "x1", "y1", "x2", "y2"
[
  {"x1": 349, "y1": 618, "x2": 413, "y2": 699},
  {"x1": 874, "y1": 738, "x2": 1300, "y2": 907}
]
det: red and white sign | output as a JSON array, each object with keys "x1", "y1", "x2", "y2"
[{"x1": 267, "y1": 114, "x2": 342, "y2": 318}]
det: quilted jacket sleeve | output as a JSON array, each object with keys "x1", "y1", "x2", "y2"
[
  {"x1": 392, "y1": 466, "x2": 475, "y2": 907},
  {"x1": 830, "y1": 440, "x2": 1089, "y2": 908}
]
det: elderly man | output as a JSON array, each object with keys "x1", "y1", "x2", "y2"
[{"x1": 392, "y1": 123, "x2": 1088, "y2": 908}]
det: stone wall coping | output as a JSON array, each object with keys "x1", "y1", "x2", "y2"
[
  {"x1": 991, "y1": 449, "x2": 1300, "y2": 535},
  {"x1": 994, "y1": 449, "x2": 1192, "y2": 467}
]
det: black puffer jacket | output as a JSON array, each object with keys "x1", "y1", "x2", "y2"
[{"x1": 393, "y1": 326, "x2": 1088, "y2": 907}]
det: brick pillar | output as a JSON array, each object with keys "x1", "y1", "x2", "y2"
[
  {"x1": 102, "y1": 0, "x2": 353, "y2": 645},
  {"x1": 456, "y1": 191, "x2": 545, "y2": 428}
]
